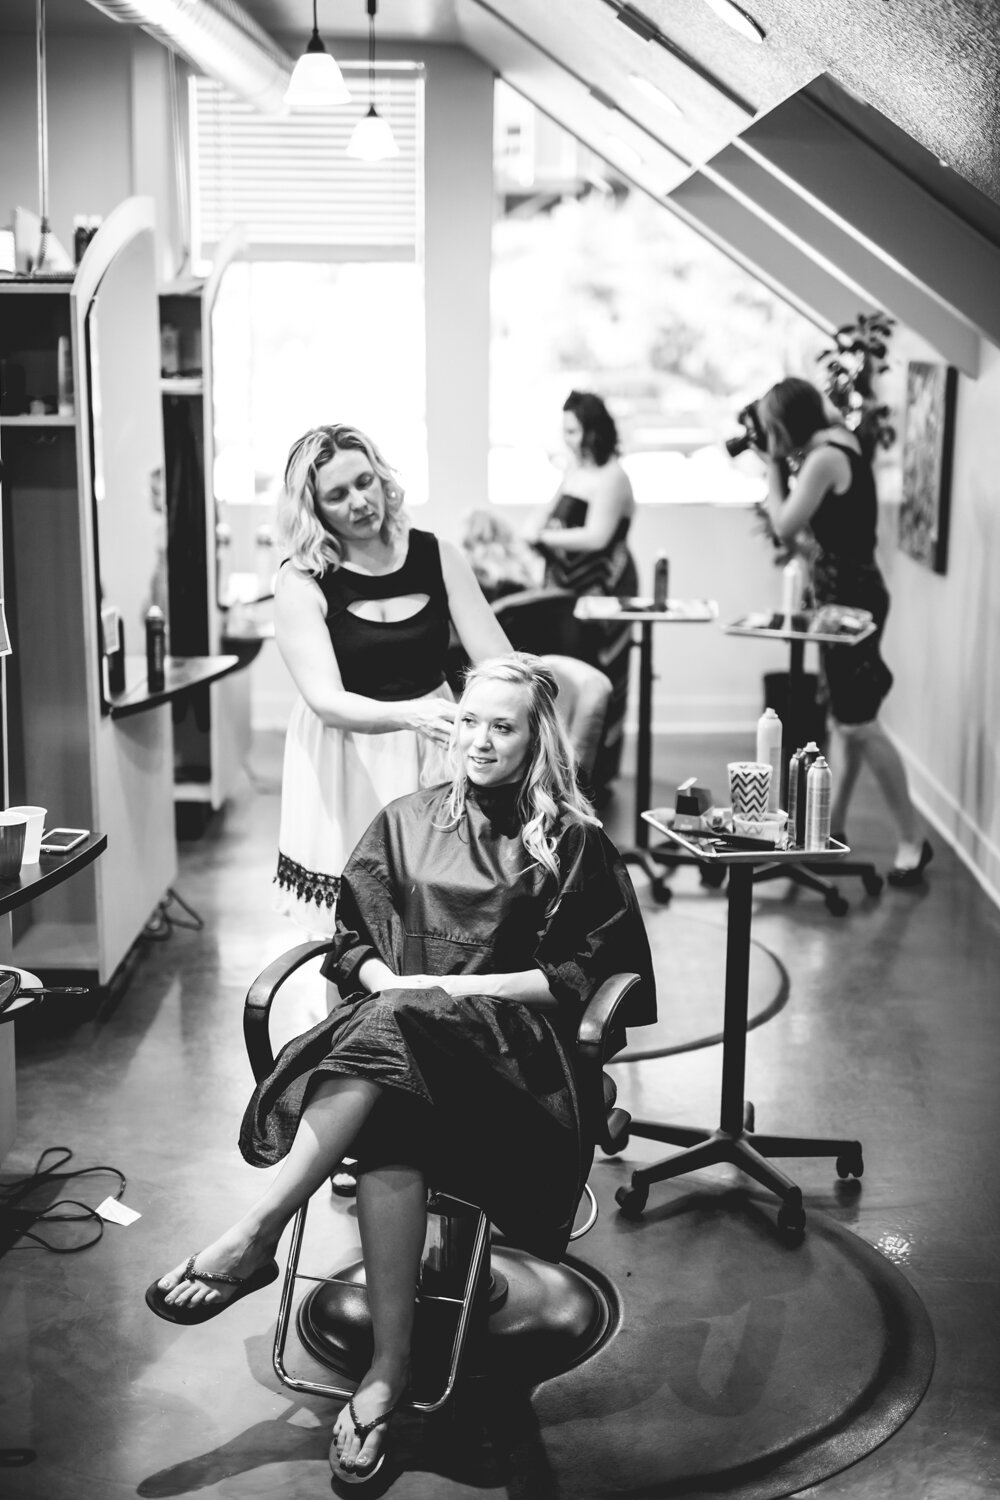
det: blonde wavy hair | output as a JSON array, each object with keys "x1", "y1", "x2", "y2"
[
  {"x1": 441, "y1": 652, "x2": 600, "y2": 881},
  {"x1": 278, "y1": 423, "x2": 407, "y2": 576}
]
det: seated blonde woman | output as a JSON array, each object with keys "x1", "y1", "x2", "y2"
[{"x1": 146, "y1": 652, "x2": 655, "y2": 1484}]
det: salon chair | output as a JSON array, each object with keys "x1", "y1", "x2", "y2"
[
  {"x1": 244, "y1": 948, "x2": 648, "y2": 1419},
  {"x1": 492, "y1": 587, "x2": 591, "y2": 662},
  {"x1": 537, "y1": 654, "x2": 611, "y2": 790}
]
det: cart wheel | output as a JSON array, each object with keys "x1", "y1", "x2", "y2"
[
  {"x1": 825, "y1": 891, "x2": 849, "y2": 916},
  {"x1": 777, "y1": 1200, "x2": 806, "y2": 1239},
  {"x1": 743, "y1": 1101, "x2": 755, "y2": 1133},
  {"x1": 615, "y1": 1184, "x2": 649, "y2": 1219},
  {"x1": 863, "y1": 871, "x2": 884, "y2": 897},
  {"x1": 836, "y1": 1147, "x2": 864, "y2": 1179},
  {"x1": 699, "y1": 864, "x2": 728, "y2": 889},
  {"x1": 651, "y1": 879, "x2": 673, "y2": 906}
]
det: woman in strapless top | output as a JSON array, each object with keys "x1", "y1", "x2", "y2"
[{"x1": 532, "y1": 390, "x2": 638, "y2": 799}]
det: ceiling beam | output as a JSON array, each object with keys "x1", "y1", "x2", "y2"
[
  {"x1": 736, "y1": 92, "x2": 996, "y2": 361},
  {"x1": 701, "y1": 143, "x2": 981, "y2": 374}
]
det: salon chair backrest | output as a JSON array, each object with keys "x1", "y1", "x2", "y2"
[
  {"x1": 540, "y1": 654, "x2": 612, "y2": 784},
  {"x1": 492, "y1": 587, "x2": 590, "y2": 662}
]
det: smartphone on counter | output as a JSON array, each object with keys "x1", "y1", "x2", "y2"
[{"x1": 39, "y1": 827, "x2": 89, "y2": 855}]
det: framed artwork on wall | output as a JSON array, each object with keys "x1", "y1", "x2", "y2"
[{"x1": 898, "y1": 361, "x2": 957, "y2": 574}]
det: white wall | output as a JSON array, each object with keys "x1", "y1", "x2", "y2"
[{"x1": 879, "y1": 338, "x2": 1000, "y2": 898}]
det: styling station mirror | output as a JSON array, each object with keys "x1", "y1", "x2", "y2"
[{"x1": 86, "y1": 223, "x2": 169, "y2": 713}]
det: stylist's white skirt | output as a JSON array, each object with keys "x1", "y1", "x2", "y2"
[{"x1": 273, "y1": 687, "x2": 454, "y2": 935}]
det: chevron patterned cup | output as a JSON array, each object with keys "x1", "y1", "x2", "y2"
[{"x1": 728, "y1": 761, "x2": 772, "y2": 822}]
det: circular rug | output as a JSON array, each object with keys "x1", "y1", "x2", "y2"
[
  {"x1": 520, "y1": 1180, "x2": 936, "y2": 1500},
  {"x1": 617, "y1": 910, "x2": 789, "y2": 1061}
]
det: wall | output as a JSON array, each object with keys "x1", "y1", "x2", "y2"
[
  {"x1": 0, "y1": 28, "x2": 177, "y2": 279},
  {"x1": 879, "y1": 336, "x2": 1000, "y2": 899}
]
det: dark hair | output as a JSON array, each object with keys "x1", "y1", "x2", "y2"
[
  {"x1": 563, "y1": 390, "x2": 619, "y2": 466},
  {"x1": 758, "y1": 378, "x2": 833, "y2": 456}
]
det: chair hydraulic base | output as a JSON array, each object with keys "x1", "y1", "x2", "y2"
[
  {"x1": 615, "y1": 1106, "x2": 864, "y2": 1237},
  {"x1": 297, "y1": 1244, "x2": 615, "y2": 1403}
]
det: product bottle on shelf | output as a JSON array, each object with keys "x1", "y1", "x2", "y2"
[
  {"x1": 805, "y1": 755, "x2": 833, "y2": 850},
  {"x1": 756, "y1": 706, "x2": 783, "y2": 812},
  {"x1": 781, "y1": 556, "x2": 806, "y2": 624},
  {"x1": 653, "y1": 552, "x2": 670, "y2": 610},
  {"x1": 145, "y1": 604, "x2": 167, "y2": 692}
]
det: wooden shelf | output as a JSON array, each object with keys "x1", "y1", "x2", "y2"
[
  {"x1": 0, "y1": 413, "x2": 76, "y2": 427},
  {"x1": 160, "y1": 375, "x2": 204, "y2": 395},
  {"x1": 108, "y1": 653, "x2": 244, "y2": 719},
  {"x1": 0, "y1": 833, "x2": 107, "y2": 918}
]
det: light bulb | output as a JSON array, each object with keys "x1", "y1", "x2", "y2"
[{"x1": 346, "y1": 105, "x2": 399, "y2": 161}]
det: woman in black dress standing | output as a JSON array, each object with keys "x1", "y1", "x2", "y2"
[{"x1": 533, "y1": 391, "x2": 638, "y2": 801}]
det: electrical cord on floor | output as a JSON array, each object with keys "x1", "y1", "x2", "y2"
[
  {"x1": 0, "y1": 1152, "x2": 129, "y2": 1469},
  {"x1": 142, "y1": 886, "x2": 205, "y2": 941},
  {"x1": 0, "y1": 1145, "x2": 126, "y2": 1255}
]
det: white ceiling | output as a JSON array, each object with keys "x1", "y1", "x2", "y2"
[{"x1": 5, "y1": 0, "x2": 1000, "y2": 358}]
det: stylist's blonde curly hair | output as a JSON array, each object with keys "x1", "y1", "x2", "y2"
[{"x1": 279, "y1": 423, "x2": 407, "y2": 577}]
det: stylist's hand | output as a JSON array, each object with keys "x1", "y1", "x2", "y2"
[{"x1": 405, "y1": 696, "x2": 457, "y2": 746}]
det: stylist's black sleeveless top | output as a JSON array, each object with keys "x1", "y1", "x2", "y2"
[
  {"x1": 809, "y1": 441, "x2": 878, "y2": 564},
  {"x1": 317, "y1": 529, "x2": 451, "y2": 701}
]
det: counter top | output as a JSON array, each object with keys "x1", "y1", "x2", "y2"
[
  {"x1": 108, "y1": 654, "x2": 242, "y2": 719},
  {"x1": 0, "y1": 833, "x2": 107, "y2": 917}
]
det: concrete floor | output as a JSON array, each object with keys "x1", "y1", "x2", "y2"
[{"x1": 1, "y1": 728, "x2": 998, "y2": 1498}]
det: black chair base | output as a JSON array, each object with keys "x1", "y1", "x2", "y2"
[
  {"x1": 615, "y1": 1109, "x2": 864, "y2": 1237},
  {"x1": 297, "y1": 1246, "x2": 616, "y2": 1401},
  {"x1": 752, "y1": 858, "x2": 884, "y2": 916}
]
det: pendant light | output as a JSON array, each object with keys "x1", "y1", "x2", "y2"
[
  {"x1": 285, "y1": 0, "x2": 352, "y2": 109},
  {"x1": 346, "y1": 0, "x2": 399, "y2": 161}
]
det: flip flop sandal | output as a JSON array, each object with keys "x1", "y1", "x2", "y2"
[
  {"x1": 145, "y1": 1253, "x2": 280, "y2": 1325},
  {"x1": 329, "y1": 1394, "x2": 400, "y2": 1485}
]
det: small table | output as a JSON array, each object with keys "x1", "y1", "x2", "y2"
[
  {"x1": 1, "y1": 834, "x2": 107, "y2": 1162},
  {"x1": 724, "y1": 614, "x2": 884, "y2": 913},
  {"x1": 614, "y1": 814, "x2": 863, "y2": 1237},
  {"x1": 575, "y1": 596, "x2": 718, "y2": 903}
]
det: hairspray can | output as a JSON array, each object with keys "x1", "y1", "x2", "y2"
[
  {"x1": 756, "y1": 706, "x2": 783, "y2": 813},
  {"x1": 653, "y1": 552, "x2": 669, "y2": 610},
  {"x1": 794, "y1": 741, "x2": 822, "y2": 847},
  {"x1": 805, "y1": 755, "x2": 832, "y2": 850},
  {"x1": 786, "y1": 746, "x2": 804, "y2": 842},
  {"x1": 145, "y1": 605, "x2": 167, "y2": 692}
]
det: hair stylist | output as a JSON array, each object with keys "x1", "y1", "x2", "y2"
[{"x1": 756, "y1": 377, "x2": 932, "y2": 885}]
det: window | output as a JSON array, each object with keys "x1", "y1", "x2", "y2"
[{"x1": 190, "y1": 69, "x2": 426, "y2": 506}]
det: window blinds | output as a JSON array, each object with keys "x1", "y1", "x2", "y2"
[{"x1": 191, "y1": 70, "x2": 423, "y2": 262}]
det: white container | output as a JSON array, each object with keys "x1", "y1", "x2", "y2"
[
  {"x1": 5, "y1": 806, "x2": 46, "y2": 864},
  {"x1": 781, "y1": 556, "x2": 806, "y2": 621},
  {"x1": 756, "y1": 707, "x2": 783, "y2": 813}
]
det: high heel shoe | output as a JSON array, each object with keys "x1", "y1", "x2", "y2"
[{"x1": 886, "y1": 838, "x2": 934, "y2": 888}]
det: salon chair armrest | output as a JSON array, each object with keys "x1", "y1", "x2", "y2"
[
  {"x1": 244, "y1": 938, "x2": 338, "y2": 1083},
  {"x1": 576, "y1": 973, "x2": 644, "y2": 1153}
]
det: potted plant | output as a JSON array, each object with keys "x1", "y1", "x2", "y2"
[{"x1": 815, "y1": 309, "x2": 896, "y2": 461}]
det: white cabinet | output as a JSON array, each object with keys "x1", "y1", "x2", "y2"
[{"x1": 0, "y1": 197, "x2": 177, "y2": 988}]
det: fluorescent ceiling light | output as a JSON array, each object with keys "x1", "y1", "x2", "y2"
[
  {"x1": 629, "y1": 73, "x2": 682, "y2": 116},
  {"x1": 702, "y1": 0, "x2": 766, "y2": 43}
]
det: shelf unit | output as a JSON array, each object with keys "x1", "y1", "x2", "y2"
[
  {"x1": 158, "y1": 227, "x2": 253, "y2": 818},
  {"x1": 0, "y1": 197, "x2": 177, "y2": 986}
]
